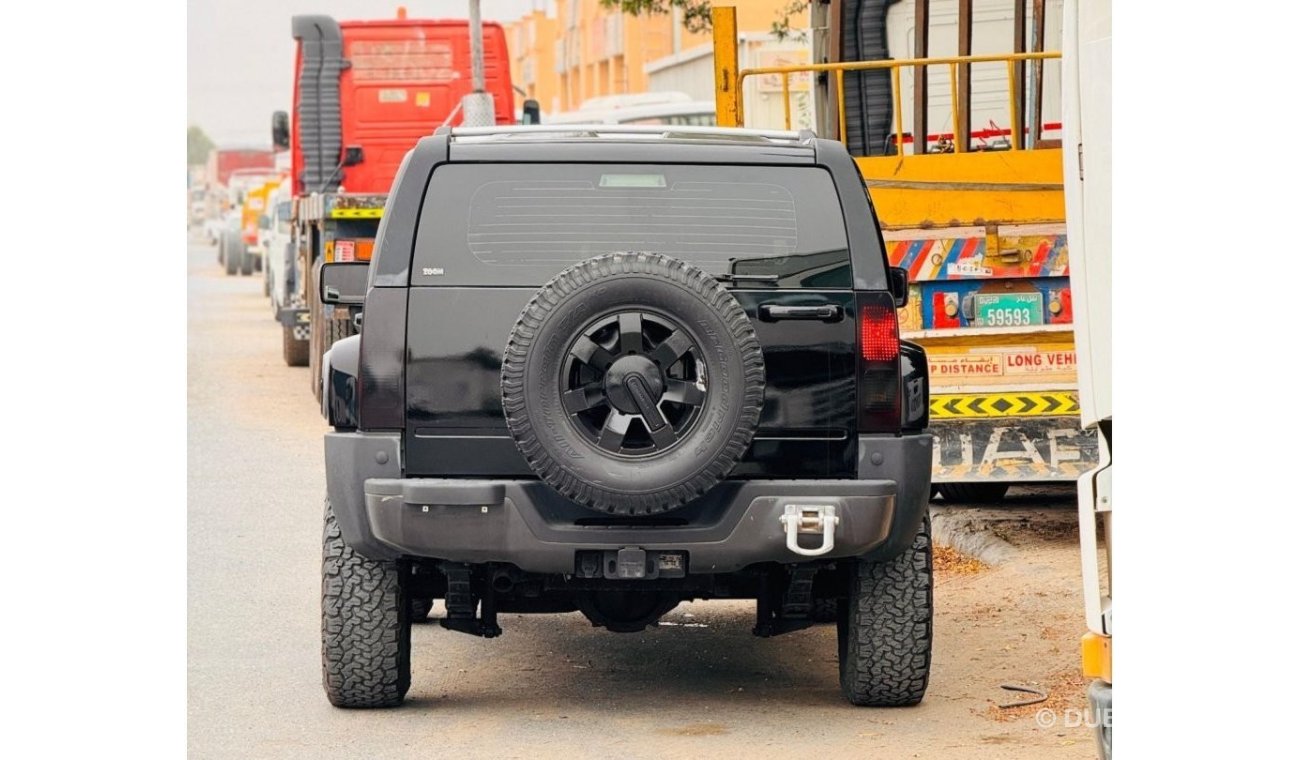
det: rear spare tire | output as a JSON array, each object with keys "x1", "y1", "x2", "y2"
[{"x1": 502, "y1": 252, "x2": 765, "y2": 515}]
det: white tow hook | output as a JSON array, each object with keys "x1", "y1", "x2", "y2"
[{"x1": 780, "y1": 504, "x2": 840, "y2": 557}]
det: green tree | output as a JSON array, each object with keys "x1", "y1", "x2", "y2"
[
  {"x1": 599, "y1": 0, "x2": 809, "y2": 38},
  {"x1": 187, "y1": 125, "x2": 215, "y2": 166}
]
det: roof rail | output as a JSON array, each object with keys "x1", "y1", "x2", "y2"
[{"x1": 438, "y1": 124, "x2": 817, "y2": 145}]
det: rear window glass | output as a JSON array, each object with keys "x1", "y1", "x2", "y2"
[{"x1": 412, "y1": 163, "x2": 851, "y2": 288}]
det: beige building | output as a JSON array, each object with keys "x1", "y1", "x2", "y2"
[
  {"x1": 646, "y1": 30, "x2": 817, "y2": 130},
  {"x1": 504, "y1": 1, "x2": 800, "y2": 117}
]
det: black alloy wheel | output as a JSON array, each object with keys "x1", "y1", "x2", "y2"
[{"x1": 560, "y1": 309, "x2": 708, "y2": 457}]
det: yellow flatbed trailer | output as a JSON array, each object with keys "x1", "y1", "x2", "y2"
[{"x1": 712, "y1": 0, "x2": 1095, "y2": 500}]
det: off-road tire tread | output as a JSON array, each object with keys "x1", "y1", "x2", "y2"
[
  {"x1": 501, "y1": 251, "x2": 765, "y2": 514},
  {"x1": 321, "y1": 499, "x2": 410, "y2": 708},
  {"x1": 839, "y1": 514, "x2": 933, "y2": 706}
]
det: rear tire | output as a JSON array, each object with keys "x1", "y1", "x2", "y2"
[
  {"x1": 326, "y1": 310, "x2": 358, "y2": 350},
  {"x1": 811, "y1": 598, "x2": 838, "y2": 623},
  {"x1": 223, "y1": 237, "x2": 239, "y2": 276},
  {"x1": 283, "y1": 325, "x2": 309, "y2": 367},
  {"x1": 321, "y1": 499, "x2": 411, "y2": 708},
  {"x1": 838, "y1": 515, "x2": 933, "y2": 706},
  {"x1": 239, "y1": 249, "x2": 254, "y2": 276},
  {"x1": 222, "y1": 236, "x2": 240, "y2": 275},
  {"x1": 935, "y1": 483, "x2": 1010, "y2": 504},
  {"x1": 410, "y1": 597, "x2": 434, "y2": 623},
  {"x1": 314, "y1": 311, "x2": 357, "y2": 401}
]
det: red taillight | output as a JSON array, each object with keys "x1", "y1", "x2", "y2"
[
  {"x1": 857, "y1": 292, "x2": 902, "y2": 433},
  {"x1": 860, "y1": 304, "x2": 899, "y2": 361}
]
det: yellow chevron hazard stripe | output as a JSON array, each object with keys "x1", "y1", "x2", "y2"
[
  {"x1": 933, "y1": 460, "x2": 1090, "y2": 481},
  {"x1": 329, "y1": 208, "x2": 384, "y2": 219},
  {"x1": 930, "y1": 392, "x2": 1079, "y2": 419}
]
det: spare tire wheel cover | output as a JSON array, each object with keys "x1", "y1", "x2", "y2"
[{"x1": 501, "y1": 252, "x2": 765, "y2": 515}]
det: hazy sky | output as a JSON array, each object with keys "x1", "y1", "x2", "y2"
[{"x1": 188, "y1": 0, "x2": 543, "y2": 145}]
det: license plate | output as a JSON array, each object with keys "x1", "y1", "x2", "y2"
[{"x1": 974, "y1": 293, "x2": 1044, "y2": 327}]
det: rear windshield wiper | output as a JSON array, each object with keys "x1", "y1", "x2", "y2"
[{"x1": 713, "y1": 273, "x2": 780, "y2": 283}]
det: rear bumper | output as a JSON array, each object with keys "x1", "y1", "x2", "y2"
[
  {"x1": 366, "y1": 479, "x2": 895, "y2": 574},
  {"x1": 325, "y1": 432, "x2": 932, "y2": 572}
]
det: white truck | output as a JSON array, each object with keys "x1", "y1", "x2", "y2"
[
  {"x1": 259, "y1": 178, "x2": 308, "y2": 366},
  {"x1": 1061, "y1": 0, "x2": 1111, "y2": 757}
]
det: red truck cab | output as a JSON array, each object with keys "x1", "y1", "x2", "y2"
[
  {"x1": 289, "y1": 14, "x2": 515, "y2": 195},
  {"x1": 207, "y1": 147, "x2": 276, "y2": 187}
]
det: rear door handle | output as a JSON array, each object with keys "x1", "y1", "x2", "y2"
[{"x1": 759, "y1": 304, "x2": 844, "y2": 322}]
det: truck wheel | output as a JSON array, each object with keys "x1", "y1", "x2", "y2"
[
  {"x1": 838, "y1": 515, "x2": 933, "y2": 706},
  {"x1": 935, "y1": 483, "x2": 1010, "y2": 504},
  {"x1": 501, "y1": 252, "x2": 766, "y2": 515},
  {"x1": 811, "y1": 598, "x2": 838, "y2": 623},
  {"x1": 223, "y1": 236, "x2": 240, "y2": 276},
  {"x1": 239, "y1": 249, "x2": 254, "y2": 276},
  {"x1": 220, "y1": 236, "x2": 239, "y2": 275},
  {"x1": 283, "y1": 325, "x2": 309, "y2": 367},
  {"x1": 263, "y1": 267, "x2": 271, "y2": 297},
  {"x1": 410, "y1": 597, "x2": 434, "y2": 622},
  {"x1": 321, "y1": 499, "x2": 411, "y2": 708},
  {"x1": 217, "y1": 233, "x2": 226, "y2": 265},
  {"x1": 324, "y1": 312, "x2": 358, "y2": 351}
]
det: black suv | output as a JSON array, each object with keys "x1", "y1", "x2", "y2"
[{"x1": 318, "y1": 125, "x2": 933, "y2": 709}]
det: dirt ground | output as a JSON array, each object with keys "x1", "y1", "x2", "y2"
[{"x1": 187, "y1": 239, "x2": 1096, "y2": 759}]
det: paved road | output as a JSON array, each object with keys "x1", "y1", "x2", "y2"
[{"x1": 187, "y1": 240, "x2": 1094, "y2": 759}]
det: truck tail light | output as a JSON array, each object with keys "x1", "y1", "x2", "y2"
[{"x1": 856, "y1": 292, "x2": 902, "y2": 433}]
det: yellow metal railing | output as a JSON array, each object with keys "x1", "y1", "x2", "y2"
[
  {"x1": 732, "y1": 51, "x2": 1062, "y2": 153},
  {"x1": 709, "y1": 5, "x2": 1066, "y2": 229}
]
